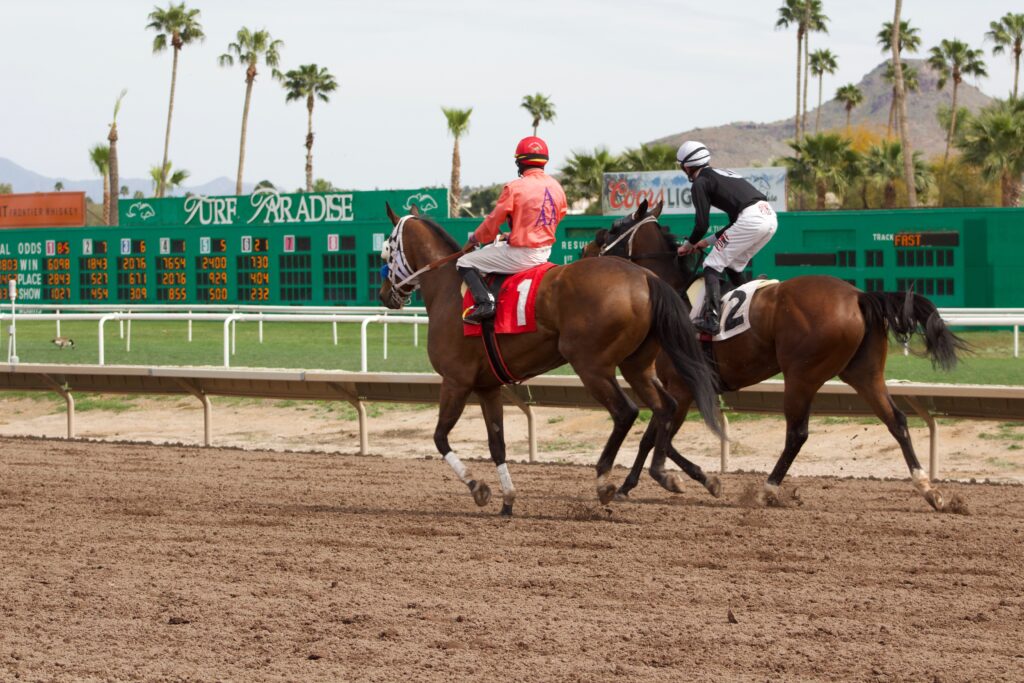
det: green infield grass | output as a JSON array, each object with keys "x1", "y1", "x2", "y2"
[{"x1": 2, "y1": 319, "x2": 1022, "y2": 386}]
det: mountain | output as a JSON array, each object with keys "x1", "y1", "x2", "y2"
[
  {"x1": 649, "y1": 59, "x2": 994, "y2": 167},
  {"x1": 0, "y1": 157, "x2": 255, "y2": 201}
]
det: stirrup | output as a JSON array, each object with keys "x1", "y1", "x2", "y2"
[{"x1": 463, "y1": 301, "x2": 496, "y2": 324}]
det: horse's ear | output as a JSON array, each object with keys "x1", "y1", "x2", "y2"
[
  {"x1": 410, "y1": 204, "x2": 420, "y2": 216},
  {"x1": 634, "y1": 198, "x2": 649, "y2": 220},
  {"x1": 385, "y1": 202, "x2": 399, "y2": 226},
  {"x1": 652, "y1": 199, "x2": 664, "y2": 218}
]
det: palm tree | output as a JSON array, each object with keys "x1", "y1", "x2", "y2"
[
  {"x1": 147, "y1": 3, "x2": 205, "y2": 198},
  {"x1": 865, "y1": 140, "x2": 932, "y2": 208},
  {"x1": 835, "y1": 83, "x2": 864, "y2": 133},
  {"x1": 776, "y1": 0, "x2": 807, "y2": 140},
  {"x1": 150, "y1": 161, "x2": 189, "y2": 196},
  {"x1": 618, "y1": 144, "x2": 677, "y2": 171},
  {"x1": 957, "y1": 99, "x2": 1024, "y2": 206},
  {"x1": 883, "y1": 62, "x2": 919, "y2": 136},
  {"x1": 282, "y1": 64, "x2": 338, "y2": 193},
  {"x1": 891, "y1": 1, "x2": 917, "y2": 207},
  {"x1": 776, "y1": 1, "x2": 827, "y2": 140},
  {"x1": 106, "y1": 89, "x2": 127, "y2": 226},
  {"x1": 878, "y1": 19, "x2": 921, "y2": 137},
  {"x1": 809, "y1": 49, "x2": 838, "y2": 133},
  {"x1": 782, "y1": 133, "x2": 857, "y2": 209},
  {"x1": 120, "y1": 185, "x2": 130, "y2": 197},
  {"x1": 986, "y1": 13, "x2": 1024, "y2": 100},
  {"x1": 441, "y1": 107, "x2": 472, "y2": 217},
  {"x1": 54, "y1": 181, "x2": 64, "y2": 192},
  {"x1": 877, "y1": 19, "x2": 922, "y2": 54},
  {"x1": 520, "y1": 93, "x2": 556, "y2": 136},
  {"x1": 89, "y1": 144, "x2": 111, "y2": 225},
  {"x1": 560, "y1": 147, "x2": 621, "y2": 213},
  {"x1": 219, "y1": 28, "x2": 284, "y2": 195},
  {"x1": 801, "y1": 2, "x2": 828, "y2": 139},
  {"x1": 928, "y1": 38, "x2": 988, "y2": 162}
]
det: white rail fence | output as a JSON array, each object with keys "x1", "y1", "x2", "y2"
[
  {"x1": 2, "y1": 306, "x2": 1022, "y2": 369},
  {"x1": 2, "y1": 364, "x2": 1023, "y2": 479}
]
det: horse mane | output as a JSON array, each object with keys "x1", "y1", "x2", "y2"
[{"x1": 415, "y1": 215, "x2": 461, "y2": 252}]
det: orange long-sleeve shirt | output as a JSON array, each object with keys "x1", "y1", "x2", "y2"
[{"x1": 471, "y1": 168, "x2": 568, "y2": 248}]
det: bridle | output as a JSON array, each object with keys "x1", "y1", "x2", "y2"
[
  {"x1": 598, "y1": 214, "x2": 660, "y2": 258},
  {"x1": 380, "y1": 214, "x2": 468, "y2": 308}
]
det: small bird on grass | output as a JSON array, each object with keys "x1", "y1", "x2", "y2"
[{"x1": 51, "y1": 337, "x2": 75, "y2": 349}]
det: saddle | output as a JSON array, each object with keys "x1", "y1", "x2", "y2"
[{"x1": 460, "y1": 263, "x2": 557, "y2": 385}]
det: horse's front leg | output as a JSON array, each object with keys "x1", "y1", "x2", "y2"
[
  {"x1": 478, "y1": 387, "x2": 516, "y2": 517},
  {"x1": 435, "y1": 379, "x2": 491, "y2": 507}
]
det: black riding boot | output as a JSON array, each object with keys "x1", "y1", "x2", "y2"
[
  {"x1": 458, "y1": 267, "x2": 496, "y2": 324},
  {"x1": 725, "y1": 267, "x2": 749, "y2": 288},
  {"x1": 696, "y1": 268, "x2": 722, "y2": 336}
]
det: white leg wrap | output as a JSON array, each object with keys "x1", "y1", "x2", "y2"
[
  {"x1": 496, "y1": 463, "x2": 514, "y2": 494},
  {"x1": 444, "y1": 452, "x2": 471, "y2": 484},
  {"x1": 911, "y1": 468, "x2": 931, "y2": 493}
]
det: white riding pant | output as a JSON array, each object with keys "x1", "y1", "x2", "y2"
[
  {"x1": 704, "y1": 201, "x2": 777, "y2": 273},
  {"x1": 456, "y1": 241, "x2": 552, "y2": 274}
]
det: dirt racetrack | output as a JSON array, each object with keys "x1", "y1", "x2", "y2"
[{"x1": 1, "y1": 437, "x2": 1023, "y2": 682}]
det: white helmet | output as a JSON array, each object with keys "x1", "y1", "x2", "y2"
[{"x1": 676, "y1": 141, "x2": 710, "y2": 169}]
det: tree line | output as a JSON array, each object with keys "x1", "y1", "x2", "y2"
[
  {"x1": 488, "y1": 5, "x2": 1024, "y2": 214},
  {"x1": 79, "y1": 2, "x2": 339, "y2": 226}
]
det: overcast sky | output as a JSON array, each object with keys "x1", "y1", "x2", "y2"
[{"x1": 1, "y1": 1, "x2": 1018, "y2": 192}]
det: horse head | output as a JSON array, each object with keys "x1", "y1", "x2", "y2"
[{"x1": 378, "y1": 202, "x2": 459, "y2": 309}]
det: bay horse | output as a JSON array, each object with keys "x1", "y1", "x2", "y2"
[
  {"x1": 584, "y1": 200, "x2": 968, "y2": 511},
  {"x1": 377, "y1": 204, "x2": 722, "y2": 516}
]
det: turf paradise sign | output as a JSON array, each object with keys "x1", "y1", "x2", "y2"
[
  {"x1": 120, "y1": 187, "x2": 448, "y2": 228},
  {"x1": 601, "y1": 168, "x2": 787, "y2": 215}
]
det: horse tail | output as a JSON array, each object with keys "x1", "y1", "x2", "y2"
[
  {"x1": 858, "y1": 290, "x2": 969, "y2": 371},
  {"x1": 646, "y1": 273, "x2": 723, "y2": 437}
]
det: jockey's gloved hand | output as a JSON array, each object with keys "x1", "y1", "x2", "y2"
[
  {"x1": 462, "y1": 234, "x2": 479, "y2": 252},
  {"x1": 677, "y1": 240, "x2": 696, "y2": 256}
]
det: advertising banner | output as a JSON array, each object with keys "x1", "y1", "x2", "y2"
[
  {"x1": 0, "y1": 191, "x2": 86, "y2": 228},
  {"x1": 120, "y1": 187, "x2": 449, "y2": 228},
  {"x1": 601, "y1": 168, "x2": 787, "y2": 216}
]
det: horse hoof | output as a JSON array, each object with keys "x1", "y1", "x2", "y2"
[
  {"x1": 763, "y1": 485, "x2": 783, "y2": 507},
  {"x1": 499, "y1": 503, "x2": 513, "y2": 517},
  {"x1": 662, "y1": 472, "x2": 686, "y2": 494},
  {"x1": 470, "y1": 481, "x2": 491, "y2": 507},
  {"x1": 614, "y1": 488, "x2": 632, "y2": 502},
  {"x1": 704, "y1": 475, "x2": 722, "y2": 498},
  {"x1": 597, "y1": 482, "x2": 617, "y2": 505},
  {"x1": 925, "y1": 488, "x2": 945, "y2": 512}
]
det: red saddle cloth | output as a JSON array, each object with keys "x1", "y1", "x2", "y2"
[{"x1": 462, "y1": 262, "x2": 556, "y2": 337}]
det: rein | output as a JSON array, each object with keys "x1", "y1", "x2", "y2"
[{"x1": 599, "y1": 215, "x2": 659, "y2": 257}]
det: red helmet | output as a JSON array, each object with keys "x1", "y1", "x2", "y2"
[{"x1": 515, "y1": 136, "x2": 549, "y2": 167}]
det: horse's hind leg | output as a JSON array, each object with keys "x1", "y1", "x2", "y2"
[
  {"x1": 574, "y1": 370, "x2": 640, "y2": 504},
  {"x1": 434, "y1": 379, "x2": 491, "y2": 507},
  {"x1": 763, "y1": 386, "x2": 815, "y2": 506},
  {"x1": 617, "y1": 360, "x2": 695, "y2": 496},
  {"x1": 840, "y1": 368, "x2": 945, "y2": 511},
  {"x1": 477, "y1": 387, "x2": 516, "y2": 517},
  {"x1": 617, "y1": 395, "x2": 720, "y2": 498}
]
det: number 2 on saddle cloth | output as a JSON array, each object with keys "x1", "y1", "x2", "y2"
[{"x1": 461, "y1": 263, "x2": 557, "y2": 337}]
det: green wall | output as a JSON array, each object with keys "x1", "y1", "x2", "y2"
[{"x1": 0, "y1": 206, "x2": 1020, "y2": 308}]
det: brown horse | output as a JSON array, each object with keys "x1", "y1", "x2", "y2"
[
  {"x1": 377, "y1": 204, "x2": 722, "y2": 516},
  {"x1": 585, "y1": 200, "x2": 968, "y2": 511}
]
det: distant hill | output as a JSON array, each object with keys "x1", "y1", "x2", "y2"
[
  {"x1": 649, "y1": 59, "x2": 994, "y2": 167},
  {"x1": 0, "y1": 157, "x2": 254, "y2": 201}
]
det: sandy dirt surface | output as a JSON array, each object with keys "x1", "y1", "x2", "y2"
[
  {"x1": 1, "y1": 395, "x2": 1023, "y2": 483},
  {"x1": 1, "y1": 437, "x2": 1022, "y2": 682}
]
